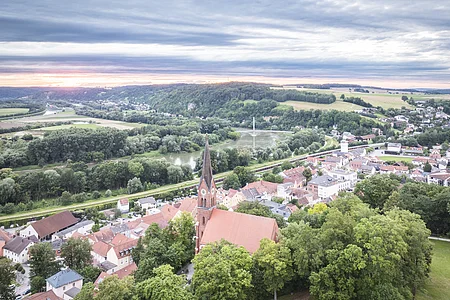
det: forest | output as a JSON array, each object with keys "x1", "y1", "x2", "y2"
[{"x1": 0, "y1": 117, "x2": 236, "y2": 168}]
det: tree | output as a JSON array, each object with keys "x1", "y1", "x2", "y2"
[
  {"x1": 223, "y1": 173, "x2": 241, "y2": 190},
  {"x1": 340, "y1": 94, "x2": 345, "y2": 100},
  {"x1": 128, "y1": 177, "x2": 144, "y2": 194},
  {"x1": 192, "y1": 240, "x2": 253, "y2": 300},
  {"x1": 29, "y1": 243, "x2": 60, "y2": 281},
  {"x1": 74, "y1": 282, "x2": 95, "y2": 300},
  {"x1": 233, "y1": 166, "x2": 255, "y2": 187},
  {"x1": 61, "y1": 238, "x2": 92, "y2": 271},
  {"x1": 95, "y1": 275, "x2": 135, "y2": 300},
  {"x1": 280, "y1": 161, "x2": 292, "y2": 171},
  {"x1": 424, "y1": 161, "x2": 432, "y2": 172},
  {"x1": 30, "y1": 276, "x2": 46, "y2": 294},
  {"x1": 302, "y1": 168, "x2": 312, "y2": 182},
  {"x1": 252, "y1": 239, "x2": 293, "y2": 300},
  {"x1": 354, "y1": 174, "x2": 400, "y2": 209},
  {"x1": 79, "y1": 266, "x2": 102, "y2": 283},
  {"x1": 0, "y1": 258, "x2": 15, "y2": 300},
  {"x1": 136, "y1": 265, "x2": 194, "y2": 300},
  {"x1": 401, "y1": 95, "x2": 408, "y2": 101}
]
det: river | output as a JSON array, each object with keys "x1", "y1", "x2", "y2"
[{"x1": 163, "y1": 129, "x2": 291, "y2": 169}]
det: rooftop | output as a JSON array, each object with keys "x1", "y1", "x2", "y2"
[
  {"x1": 4, "y1": 236, "x2": 38, "y2": 254},
  {"x1": 309, "y1": 175, "x2": 338, "y2": 187},
  {"x1": 46, "y1": 269, "x2": 83, "y2": 289},
  {"x1": 31, "y1": 211, "x2": 78, "y2": 239},
  {"x1": 64, "y1": 287, "x2": 81, "y2": 299},
  {"x1": 138, "y1": 196, "x2": 156, "y2": 205},
  {"x1": 200, "y1": 208, "x2": 278, "y2": 254},
  {"x1": 55, "y1": 220, "x2": 94, "y2": 238}
]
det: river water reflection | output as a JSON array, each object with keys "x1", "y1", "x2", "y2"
[{"x1": 163, "y1": 130, "x2": 291, "y2": 169}]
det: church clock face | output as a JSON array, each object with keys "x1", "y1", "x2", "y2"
[{"x1": 201, "y1": 189, "x2": 206, "y2": 196}]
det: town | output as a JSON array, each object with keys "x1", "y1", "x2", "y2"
[{"x1": 1, "y1": 129, "x2": 449, "y2": 299}]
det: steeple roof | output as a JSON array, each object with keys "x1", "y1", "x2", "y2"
[{"x1": 200, "y1": 136, "x2": 214, "y2": 190}]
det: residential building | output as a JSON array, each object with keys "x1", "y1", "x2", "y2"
[
  {"x1": 307, "y1": 175, "x2": 341, "y2": 200},
  {"x1": 3, "y1": 236, "x2": 38, "y2": 263},
  {"x1": 427, "y1": 172, "x2": 450, "y2": 186},
  {"x1": 46, "y1": 269, "x2": 83, "y2": 300},
  {"x1": 117, "y1": 198, "x2": 130, "y2": 213},
  {"x1": 94, "y1": 263, "x2": 137, "y2": 287},
  {"x1": 105, "y1": 235, "x2": 138, "y2": 272},
  {"x1": 52, "y1": 220, "x2": 94, "y2": 241},
  {"x1": 328, "y1": 169, "x2": 358, "y2": 185},
  {"x1": 0, "y1": 228, "x2": 11, "y2": 257},
  {"x1": 136, "y1": 197, "x2": 156, "y2": 211},
  {"x1": 20, "y1": 211, "x2": 78, "y2": 241},
  {"x1": 402, "y1": 146, "x2": 424, "y2": 156}
]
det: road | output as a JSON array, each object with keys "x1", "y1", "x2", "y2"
[{"x1": 0, "y1": 142, "x2": 380, "y2": 223}]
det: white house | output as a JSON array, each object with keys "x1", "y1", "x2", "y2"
[
  {"x1": 117, "y1": 198, "x2": 130, "y2": 214},
  {"x1": 3, "y1": 236, "x2": 38, "y2": 264},
  {"x1": 106, "y1": 238, "x2": 137, "y2": 272},
  {"x1": 20, "y1": 211, "x2": 78, "y2": 241},
  {"x1": 307, "y1": 175, "x2": 341, "y2": 200},
  {"x1": 386, "y1": 143, "x2": 402, "y2": 154},
  {"x1": 52, "y1": 220, "x2": 94, "y2": 241},
  {"x1": 46, "y1": 269, "x2": 83, "y2": 300},
  {"x1": 427, "y1": 172, "x2": 450, "y2": 186},
  {"x1": 136, "y1": 197, "x2": 157, "y2": 211},
  {"x1": 327, "y1": 169, "x2": 358, "y2": 186}
]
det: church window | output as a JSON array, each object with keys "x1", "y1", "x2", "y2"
[{"x1": 202, "y1": 216, "x2": 205, "y2": 225}]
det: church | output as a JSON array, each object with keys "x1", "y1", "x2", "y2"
[{"x1": 196, "y1": 138, "x2": 279, "y2": 253}]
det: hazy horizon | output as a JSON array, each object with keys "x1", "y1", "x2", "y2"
[{"x1": 1, "y1": 0, "x2": 449, "y2": 88}]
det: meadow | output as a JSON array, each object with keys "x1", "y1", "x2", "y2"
[
  {"x1": 0, "y1": 108, "x2": 29, "y2": 116},
  {"x1": 417, "y1": 240, "x2": 450, "y2": 300}
]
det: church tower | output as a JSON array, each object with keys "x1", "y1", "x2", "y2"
[{"x1": 196, "y1": 137, "x2": 216, "y2": 252}]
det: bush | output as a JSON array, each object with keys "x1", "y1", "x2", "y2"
[
  {"x1": 105, "y1": 189, "x2": 112, "y2": 197},
  {"x1": 92, "y1": 190, "x2": 101, "y2": 199}
]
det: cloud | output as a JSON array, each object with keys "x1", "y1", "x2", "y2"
[{"x1": 1, "y1": 0, "x2": 450, "y2": 86}]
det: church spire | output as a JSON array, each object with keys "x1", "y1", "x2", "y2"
[{"x1": 200, "y1": 136, "x2": 214, "y2": 190}]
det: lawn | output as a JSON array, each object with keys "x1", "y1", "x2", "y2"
[
  {"x1": 379, "y1": 155, "x2": 414, "y2": 163},
  {"x1": 417, "y1": 240, "x2": 450, "y2": 300},
  {"x1": 0, "y1": 108, "x2": 29, "y2": 116}
]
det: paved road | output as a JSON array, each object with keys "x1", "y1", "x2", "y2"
[{"x1": 15, "y1": 264, "x2": 30, "y2": 296}]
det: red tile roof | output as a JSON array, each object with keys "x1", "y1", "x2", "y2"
[
  {"x1": 242, "y1": 180, "x2": 278, "y2": 195},
  {"x1": 111, "y1": 233, "x2": 132, "y2": 246},
  {"x1": 94, "y1": 263, "x2": 137, "y2": 286},
  {"x1": 31, "y1": 211, "x2": 78, "y2": 239},
  {"x1": 88, "y1": 228, "x2": 115, "y2": 243},
  {"x1": 0, "y1": 229, "x2": 11, "y2": 242},
  {"x1": 177, "y1": 197, "x2": 197, "y2": 215},
  {"x1": 25, "y1": 290, "x2": 62, "y2": 300},
  {"x1": 160, "y1": 205, "x2": 179, "y2": 221},
  {"x1": 200, "y1": 208, "x2": 278, "y2": 253},
  {"x1": 112, "y1": 239, "x2": 138, "y2": 258},
  {"x1": 119, "y1": 198, "x2": 129, "y2": 206},
  {"x1": 92, "y1": 241, "x2": 111, "y2": 257},
  {"x1": 141, "y1": 212, "x2": 169, "y2": 228}
]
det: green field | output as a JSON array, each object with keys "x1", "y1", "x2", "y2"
[
  {"x1": 285, "y1": 99, "x2": 363, "y2": 112},
  {"x1": 0, "y1": 108, "x2": 29, "y2": 116},
  {"x1": 417, "y1": 240, "x2": 450, "y2": 300},
  {"x1": 276, "y1": 87, "x2": 415, "y2": 110},
  {"x1": 38, "y1": 123, "x2": 102, "y2": 131},
  {"x1": 379, "y1": 155, "x2": 414, "y2": 163}
]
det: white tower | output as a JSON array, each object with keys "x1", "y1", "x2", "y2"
[{"x1": 341, "y1": 139, "x2": 349, "y2": 153}]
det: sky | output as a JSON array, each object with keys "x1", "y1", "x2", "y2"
[{"x1": 1, "y1": 0, "x2": 450, "y2": 88}]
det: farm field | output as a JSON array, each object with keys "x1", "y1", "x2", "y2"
[
  {"x1": 277, "y1": 87, "x2": 418, "y2": 110},
  {"x1": 37, "y1": 123, "x2": 103, "y2": 131},
  {"x1": 417, "y1": 240, "x2": 450, "y2": 300},
  {"x1": 0, "y1": 108, "x2": 29, "y2": 116},
  {"x1": 0, "y1": 108, "x2": 145, "y2": 131},
  {"x1": 284, "y1": 99, "x2": 362, "y2": 112},
  {"x1": 378, "y1": 155, "x2": 414, "y2": 163}
]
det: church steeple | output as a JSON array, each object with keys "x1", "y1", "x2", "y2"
[
  {"x1": 196, "y1": 136, "x2": 217, "y2": 253},
  {"x1": 200, "y1": 136, "x2": 214, "y2": 190}
]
